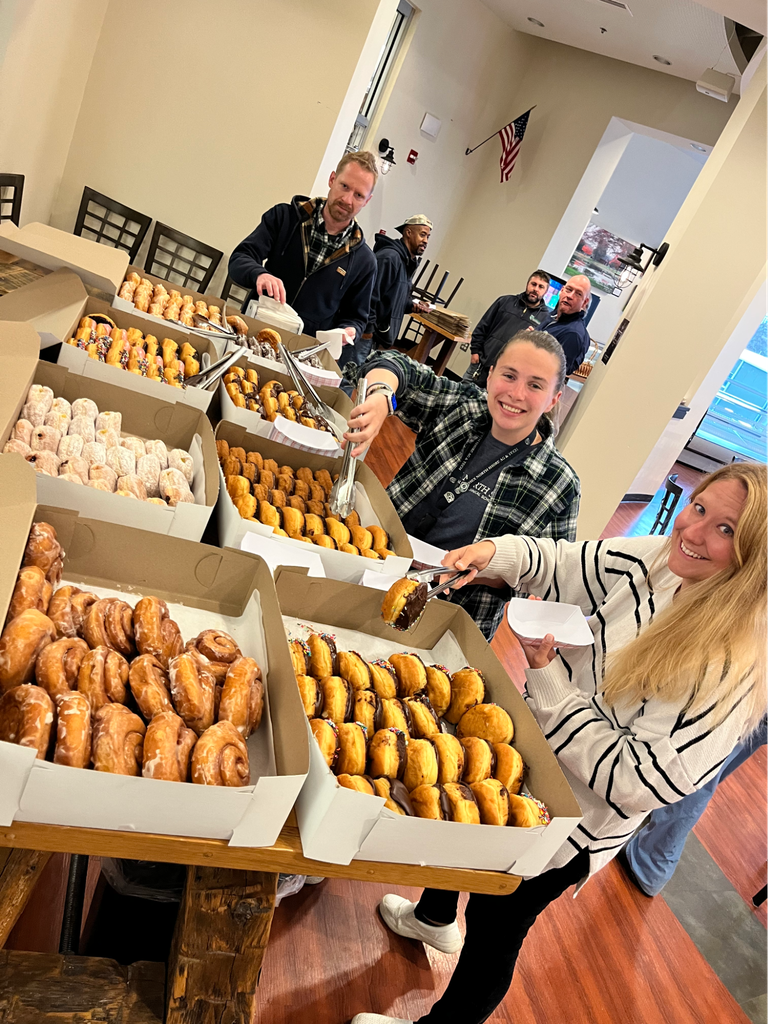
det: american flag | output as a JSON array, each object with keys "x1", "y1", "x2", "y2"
[{"x1": 499, "y1": 109, "x2": 532, "y2": 182}]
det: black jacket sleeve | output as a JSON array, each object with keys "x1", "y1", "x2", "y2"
[
  {"x1": 369, "y1": 249, "x2": 401, "y2": 345},
  {"x1": 470, "y1": 299, "x2": 501, "y2": 356},
  {"x1": 228, "y1": 204, "x2": 291, "y2": 290},
  {"x1": 554, "y1": 326, "x2": 590, "y2": 375},
  {"x1": 334, "y1": 248, "x2": 377, "y2": 342}
]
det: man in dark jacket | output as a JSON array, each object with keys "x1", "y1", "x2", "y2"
[
  {"x1": 228, "y1": 151, "x2": 378, "y2": 343},
  {"x1": 547, "y1": 274, "x2": 592, "y2": 375},
  {"x1": 470, "y1": 270, "x2": 553, "y2": 388}
]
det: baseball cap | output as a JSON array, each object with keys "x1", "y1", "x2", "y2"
[{"x1": 396, "y1": 214, "x2": 433, "y2": 233}]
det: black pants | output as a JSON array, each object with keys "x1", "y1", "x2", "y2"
[{"x1": 414, "y1": 848, "x2": 590, "y2": 1024}]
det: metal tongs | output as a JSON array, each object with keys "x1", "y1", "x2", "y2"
[
  {"x1": 328, "y1": 380, "x2": 367, "y2": 517},
  {"x1": 184, "y1": 347, "x2": 242, "y2": 389},
  {"x1": 192, "y1": 312, "x2": 234, "y2": 335},
  {"x1": 277, "y1": 342, "x2": 344, "y2": 444},
  {"x1": 406, "y1": 565, "x2": 473, "y2": 599}
]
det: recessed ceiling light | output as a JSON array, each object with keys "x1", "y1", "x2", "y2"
[
  {"x1": 653, "y1": 55, "x2": 672, "y2": 65},
  {"x1": 528, "y1": 17, "x2": 545, "y2": 27},
  {"x1": 690, "y1": 143, "x2": 708, "y2": 152}
]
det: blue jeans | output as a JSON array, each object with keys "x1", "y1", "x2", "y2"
[{"x1": 625, "y1": 717, "x2": 767, "y2": 895}]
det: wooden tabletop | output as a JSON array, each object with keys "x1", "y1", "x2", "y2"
[
  {"x1": 0, "y1": 818, "x2": 521, "y2": 896},
  {"x1": 409, "y1": 313, "x2": 469, "y2": 344}
]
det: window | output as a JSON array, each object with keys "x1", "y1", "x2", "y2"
[{"x1": 346, "y1": 0, "x2": 413, "y2": 153}]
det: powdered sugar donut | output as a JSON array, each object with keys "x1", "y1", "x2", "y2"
[
  {"x1": 121, "y1": 436, "x2": 146, "y2": 460},
  {"x1": 147, "y1": 497, "x2": 168, "y2": 507},
  {"x1": 31, "y1": 426, "x2": 62, "y2": 453},
  {"x1": 3, "y1": 439, "x2": 31, "y2": 457},
  {"x1": 57, "y1": 434, "x2": 84, "y2": 460},
  {"x1": 168, "y1": 448, "x2": 194, "y2": 484},
  {"x1": 68, "y1": 416, "x2": 95, "y2": 443},
  {"x1": 116, "y1": 489, "x2": 141, "y2": 500},
  {"x1": 50, "y1": 397, "x2": 72, "y2": 421},
  {"x1": 21, "y1": 403, "x2": 46, "y2": 428},
  {"x1": 26, "y1": 385, "x2": 54, "y2": 413},
  {"x1": 26, "y1": 451, "x2": 60, "y2": 476},
  {"x1": 95, "y1": 428, "x2": 119, "y2": 449},
  {"x1": 106, "y1": 446, "x2": 135, "y2": 477},
  {"x1": 82, "y1": 441, "x2": 107, "y2": 466},
  {"x1": 59, "y1": 456, "x2": 89, "y2": 483},
  {"x1": 59, "y1": 473, "x2": 84, "y2": 486},
  {"x1": 116, "y1": 474, "x2": 148, "y2": 500},
  {"x1": 95, "y1": 411, "x2": 122, "y2": 434},
  {"x1": 44, "y1": 410, "x2": 71, "y2": 435},
  {"x1": 87, "y1": 479, "x2": 113, "y2": 492},
  {"x1": 89, "y1": 464, "x2": 118, "y2": 490},
  {"x1": 136, "y1": 454, "x2": 162, "y2": 497},
  {"x1": 12, "y1": 419, "x2": 34, "y2": 446},
  {"x1": 158, "y1": 467, "x2": 192, "y2": 506},
  {"x1": 71, "y1": 398, "x2": 99, "y2": 422},
  {"x1": 144, "y1": 439, "x2": 169, "y2": 469}
]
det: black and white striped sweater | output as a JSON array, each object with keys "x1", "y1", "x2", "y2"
[{"x1": 487, "y1": 534, "x2": 754, "y2": 879}]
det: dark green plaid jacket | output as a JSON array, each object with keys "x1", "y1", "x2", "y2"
[{"x1": 348, "y1": 352, "x2": 580, "y2": 638}]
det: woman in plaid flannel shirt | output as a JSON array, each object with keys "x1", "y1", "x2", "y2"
[{"x1": 345, "y1": 330, "x2": 580, "y2": 638}]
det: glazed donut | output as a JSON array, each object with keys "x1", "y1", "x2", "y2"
[
  {"x1": 106, "y1": 445, "x2": 135, "y2": 478},
  {"x1": 296, "y1": 673, "x2": 323, "y2": 718},
  {"x1": 0, "y1": 609, "x2": 57, "y2": 692},
  {"x1": 191, "y1": 721, "x2": 250, "y2": 786},
  {"x1": 308, "y1": 633, "x2": 337, "y2": 678},
  {"x1": 46, "y1": 587, "x2": 80, "y2": 639},
  {"x1": 493, "y1": 743, "x2": 524, "y2": 795},
  {"x1": 59, "y1": 456, "x2": 89, "y2": 483},
  {"x1": 371, "y1": 777, "x2": 414, "y2": 816},
  {"x1": 169, "y1": 651, "x2": 216, "y2": 735},
  {"x1": 70, "y1": 591, "x2": 99, "y2": 638},
  {"x1": 8, "y1": 566, "x2": 52, "y2": 619},
  {"x1": 456, "y1": 703, "x2": 514, "y2": 745},
  {"x1": 402, "y1": 737, "x2": 439, "y2": 792},
  {"x1": 508, "y1": 793, "x2": 551, "y2": 828},
  {"x1": 218, "y1": 657, "x2": 264, "y2": 738},
  {"x1": 445, "y1": 667, "x2": 486, "y2": 725},
  {"x1": 35, "y1": 637, "x2": 89, "y2": 701},
  {"x1": 83, "y1": 598, "x2": 135, "y2": 658},
  {"x1": 442, "y1": 782, "x2": 481, "y2": 824},
  {"x1": 337, "y1": 651, "x2": 373, "y2": 692},
  {"x1": 369, "y1": 659, "x2": 398, "y2": 700},
  {"x1": 133, "y1": 596, "x2": 183, "y2": 668},
  {"x1": 185, "y1": 630, "x2": 242, "y2": 683},
  {"x1": 76, "y1": 645, "x2": 129, "y2": 711},
  {"x1": 22, "y1": 523, "x2": 64, "y2": 585},
  {"x1": 402, "y1": 694, "x2": 441, "y2": 739},
  {"x1": 351, "y1": 689, "x2": 381, "y2": 737},
  {"x1": 379, "y1": 697, "x2": 412, "y2": 738},
  {"x1": 320, "y1": 676, "x2": 351, "y2": 725},
  {"x1": 432, "y1": 733, "x2": 465, "y2": 785},
  {"x1": 53, "y1": 692, "x2": 92, "y2": 768},
  {"x1": 390, "y1": 653, "x2": 428, "y2": 698},
  {"x1": 310, "y1": 717, "x2": 339, "y2": 769},
  {"x1": 367, "y1": 727, "x2": 407, "y2": 780},
  {"x1": 92, "y1": 703, "x2": 146, "y2": 776},
  {"x1": 470, "y1": 778, "x2": 510, "y2": 826},
  {"x1": 128, "y1": 654, "x2": 174, "y2": 719},
  {"x1": 425, "y1": 665, "x2": 452, "y2": 717},
  {"x1": 0, "y1": 684, "x2": 54, "y2": 758},
  {"x1": 12, "y1": 419, "x2": 34, "y2": 446},
  {"x1": 289, "y1": 639, "x2": 310, "y2": 676},
  {"x1": 459, "y1": 736, "x2": 496, "y2": 784},
  {"x1": 142, "y1": 710, "x2": 197, "y2": 782},
  {"x1": 335, "y1": 721, "x2": 368, "y2": 776}
]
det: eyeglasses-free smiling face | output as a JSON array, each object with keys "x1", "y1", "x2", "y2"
[
  {"x1": 486, "y1": 341, "x2": 562, "y2": 445},
  {"x1": 668, "y1": 479, "x2": 747, "y2": 588}
]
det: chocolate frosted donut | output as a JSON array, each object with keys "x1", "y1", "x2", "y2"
[
  {"x1": 459, "y1": 736, "x2": 496, "y2": 784},
  {"x1": 425, "y1": 664, "x2": 452, "y2": 717},
  {"x1": 390, "y1": 652, "x2": 427, "y2": 698},
  {"x1": 470, "y1": 778, "x2": 511, "y2": 826},
  {"x1": 381, "y1": 579, "x2": 428, "y2": 631},
  {"x1": 493, "y1": 743, "x2": 524, "y2": 795},
  {"x1": 445, "y1": 667, "x2": 485, "y2": 725},
  {"x1": 402, "y1": 737, "x2": 439, "y2": 792},
  {"x1": 369, "y1": 659, "x2": 398, "y2": 700},
  {"x1": 308, "y1": 632, "x2": 337, "y2": 678},
  {"x1": 403, "y1": 693, "x2": 442, "y2": 739},
  {"x1": 432, "y1": 733, "x2": 465, "y2": 785},
  {"x1": 310, "y1": 717, "x2": 339, "y2": 769},
  {"x1": 442, "y1": 782, "x2": 481, "y2": 824},
  {"x1": 337, "y1": 773, "x2": 376, "y2": 795},
  {"x1": 296, "y1": 674, "x2": 323, "y2": 718},
  {"x1": 335, "y1": 721, "x2": 368, "y2": 776},
  {"x1": 379, "y1": 697, "x2": 412, "y2": 738},
  {"x1": 337, "y1": 651, "x2": 373, "y2": 691},
  {"x1": 372, "y1": 776, "x2": 415, "y2": 816},
  {"x1": 351, "y1": 689, "x2": 381, "y2": 736}
]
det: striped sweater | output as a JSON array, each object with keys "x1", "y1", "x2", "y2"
[{"x1": 486, "y1": 534, "x2": 755, "y2": 880}]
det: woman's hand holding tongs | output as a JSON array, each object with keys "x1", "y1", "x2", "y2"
[{"x1": 437, "y1": 540, "x2": 498, "y2": 587}]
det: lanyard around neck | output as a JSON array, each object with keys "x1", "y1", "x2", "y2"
[{"x1": 440, "y1": 426, "x2": 537, "y2": 506}]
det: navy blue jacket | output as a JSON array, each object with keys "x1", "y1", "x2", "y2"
[
  {"x1": 367, "y1": 234, "x2": 419, "y2": 347},
  {"x1": 228, "y1": 195, "x2": 377, "y2": 339},
  {"x1": 471, "y1": 292, "x2": 553, "y2": 387},
  {"x1": 547, "y1": 310, "x2": 591, "y2": 376}
]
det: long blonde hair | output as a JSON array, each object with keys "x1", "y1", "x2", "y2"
[{"x1": 602, "y1": 463, "x2": 767, "y2": 738}]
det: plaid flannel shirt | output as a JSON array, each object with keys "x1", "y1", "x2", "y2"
[
  {"x1": 347, "y1": 352, "x2": 581, "y2": 638},
  {"x1": 303, "y1": 199, "x2": 355, "y2": 276}
]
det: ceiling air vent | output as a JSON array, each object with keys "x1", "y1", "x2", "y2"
[{"x1": 583, "y1": 0, "x2": 633, "y2": 13}]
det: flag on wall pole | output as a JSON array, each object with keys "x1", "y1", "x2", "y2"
[{"x1": 498, "y1": 108, "x2": 532, "y2": 182}]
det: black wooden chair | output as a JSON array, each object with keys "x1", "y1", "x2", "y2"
[
  {"x1": 144, "y1": 223, "x2": 223, "y2": 293},
  {"x1": 0, "y1": 173, "x2": 25, "y2": 226},
  {"x1": 649, "y1": 474, "x2": 684, "y2": 535},
  {"x1": 220, "y1": 273, "x2": 250, "y2": 309},
  {"x1": 73, "y1": 187, "x2": 152, "y2": 262}
]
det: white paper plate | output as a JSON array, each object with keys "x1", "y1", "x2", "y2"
[{"x1": 506, "y1": 597, "x2": 594, "y2": 649}]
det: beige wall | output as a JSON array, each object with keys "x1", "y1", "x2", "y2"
[
  {"x1": 49, "y1": 0, "x2": 380, "y2": 294},
  {"x1": 432, "y1": 35, "x2": 737, "y2": 338},
  {"x1": 0, "y1": 0, "x2": 109, "y2": 226}
]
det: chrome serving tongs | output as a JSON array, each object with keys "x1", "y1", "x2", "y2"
[
  {"x1": 329, "y1": 379, "x2": 367, "y2": 518},
  {"x1": 192, "y1": 312, "x2": 234, "y2": 335},
  {"x1": 184, "y1": 347, "x2": 242, "y2": 389},
  {"x1": 407, "y1": 566, "x2": 473, "y2": 598},
  {"x1": 277, "y1": 342, "x2": 344, "y2": 443}
]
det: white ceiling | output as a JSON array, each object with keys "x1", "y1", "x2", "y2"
[{"x1": 479, "y1": 0, "x2": 754, "y2": 89}]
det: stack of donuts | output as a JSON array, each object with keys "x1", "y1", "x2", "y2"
[
  {"x1": 292, "y1": 633, "x2": 549, "y2": 828},
  {"x1": 65, "y1": 312, "x2": 200, "y2": 387},
  {"x1": 3, "y1": 385, "x2": 195, "y2": 506},
  {"x1": 0, "y1": 522, "x2": 263, "y2": 787},
  {"x1": 118, "y1": 272, "x2": 223, "y2": 332},
  {"x1": 223, "y1": 366, "x2": 333, "y2": 434},
  {"x1": 217, "y1": 440, "x2": 397, "y2": 559}
]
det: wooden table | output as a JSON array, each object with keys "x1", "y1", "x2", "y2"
[
  {"x1": 0, "y1": 249, "x2": 50, "y2": 297},
  {"x1": 407, "y1": 313, "x2": 468, "y2": 376},
  {"x1": 0, "y1": 817, "x2": 520, "y2": 1024}
]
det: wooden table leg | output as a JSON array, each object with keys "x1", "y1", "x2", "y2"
[
  {"x1": 166, "y1": 866, "x2": 278, "y2": 1024},
  {"x1": 411, "y1": 327, "x2": 439, "y2": 364},
  {"x1": 0, "y1": 849, "x2": 52, "y2": 948},
  {"x1": 433, "y1": 338, "x2": 458, "y2": 376}
]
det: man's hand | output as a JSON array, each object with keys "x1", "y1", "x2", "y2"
[
  {"x1": 470, "y1": 353, "x2": 480, "y2": 365},
  {"x1": 342, "y1": 326, "x2": 356, "y2": 346},
  {"x1": 255, "y1": 273, "x2": 286, "y2": 305},
  {"x1": 412, "y1": 300, "x2": 429, "y2": 315},
  {"x1": 344, "y1": 393, "x2": 389, "y2": 457}
]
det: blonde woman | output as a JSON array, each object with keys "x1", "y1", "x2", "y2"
[{"x1": 353, "y1": 462, "x2": 766, "y2": 1024}]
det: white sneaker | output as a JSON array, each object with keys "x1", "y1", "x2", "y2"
[
  {"x1": 350, "y1": 1015, "x2": 413, "y2": 1024},
  {"x1": 378, "y1": 894, "x2": 463, "y2": 954}
]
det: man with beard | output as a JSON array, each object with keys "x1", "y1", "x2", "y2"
[
  {"x1": 228, "y1": 151, "x2": 378, "y2": 344},
  {"x1": 469, "y1": 270, "x2": 553, "y2": 388},
  {"x1": 340, "y1": 214, "x2": 433, "y2": 375},
  {"x1": 546, "y1": 274, "x2": 592, "y2": 376}
]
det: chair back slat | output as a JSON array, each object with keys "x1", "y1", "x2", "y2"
[
  {"x1": 73, "y1": 186, "x2": 151, "y2": 262},
  {"x1": 144, "y1": 222, "x2": 223, "y2": 293},
  {"x1": 221, "y1": 274, "x2": 250, "y2": 309},
  {"x1": 0, "y1": 174, "x2": 25, "y2": 226}
]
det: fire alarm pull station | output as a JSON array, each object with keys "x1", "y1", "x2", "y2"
[{"x1": 407, "y1": 149, "x2": 418, "y2": 164}]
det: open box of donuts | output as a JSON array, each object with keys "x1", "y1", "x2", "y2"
[
  {"x1": 275, "y1": 568, "x2": 582, "y2": 875},
  {"x1": 218, "y1": 353, "x2": 352, "y2": 456},
  {"x1": 215, "y1": 422, "x2": 414, "y2": 584},
  {"x1": 223, "y1": 315, "x2": 343, "y2": 389},
  {"x1": 0, "y1": 325, "x2": 219, "y2": 541},
  {"x1": 0, "y1": 455, "x2": 308, "y2": 845}
]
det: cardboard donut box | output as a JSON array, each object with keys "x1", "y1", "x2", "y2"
[
  {"x1": 0, "y1": 456, "x2": 308, "y2": 844},
  {"x1": 0, "y1": 322, "x2": 219, "y2": 541}
]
